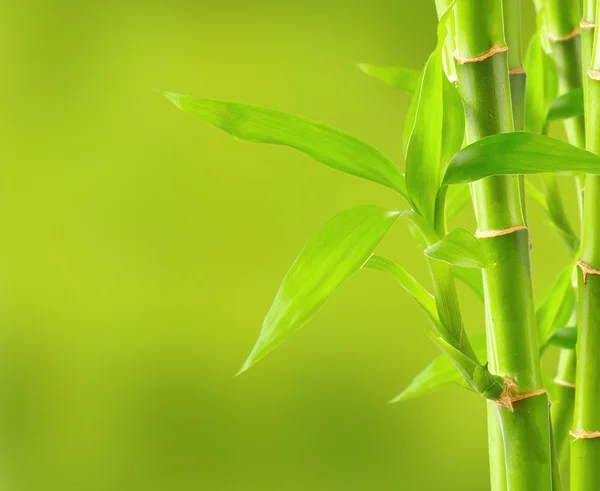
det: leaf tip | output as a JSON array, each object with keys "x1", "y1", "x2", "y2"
[
  {"x1": 236, "y1": 354, "x2": 256, "y2": 377},
  {"x1": 161, "y1": 91, "x2": 186, "y2": 111}
]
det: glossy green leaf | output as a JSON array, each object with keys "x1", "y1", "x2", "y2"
[
  {"x1": 445, "y1": 184, "x2": 472, "y2": 222},
  {"x1": 425, "y1": 228, "x2": 494, "y2": 269},
  {"x1": 362, "y1": 255, "x2": 440, "y2": 327},
  {"x1": 524, "y1": 31, "x2": 558, "y2": 134},
  {"x1": 402, "y1": 72, "x2": 424, "y2": 156},
  {"x1": 239, "y1": 206, "x2": 400, "y2": 373},
  {"x1": 392, "y1": 334, "x2": 487, "y2": 402},
  {"x1": 357, "y1": 64, "x2": 421, "y2": 95},
  {"x1": 425, "y1": 334, "x2": 502, "y2": 400},
  {"x1": 525, "y1": 178, "x2": 579, "y2": 253},
  {"x1": 164, "y1": 93, "x2": 408, "y2": 199},
  {"x1": 540, "y1": 175, "x2": 579, "y2": 253},
  {"x1": 405, "y1": 4, "x2": 464, "y2": 224},
  {"x1": 547, "y1": 327, "x2": 577, "y2": 350},
  {"x1": 451, "y1": 266, "x2": 484, "y2": 301},
  {"x1": 547, "y1": 88, "x2": 584, "y2": 122},
  {"x1": 536, "y1": 262, "x2": 576, "y2": 347},
  {"x1": 444, "y1": 132, "x2": 600, "y2": 185}
]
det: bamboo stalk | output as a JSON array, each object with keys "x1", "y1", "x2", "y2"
[
  {"x1": 553, "y1": 349, "x2": 577, "y2": 468},
  {"x1": 571, "y1": 4, "x2": 600, "y2": 487},
  {"x1": 453, "y1": 2, "x2": 552, "y2": 490},
  {"x1": 542, "y1": 0, "x2": 585, "y2": 478}
]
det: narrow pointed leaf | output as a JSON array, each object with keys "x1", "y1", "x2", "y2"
[
  {"x1": 362, "y1": 255, "x2": 439, "y2": 327},
  {"x1": 445, "y1": 184, "x2": 472, "y2": 222},
  {"x1": 357, "y1": 64, "x2": 421, "y2": 95},
  {"x1": 540, "y1": 174, "x2": 579, "y2": 253},
  {"x1": 547, "y1": 327, "x2": 577, "y2": 350},
  {"x1": 444, "y1": 132, "x2": 600, "y2": 185},
  {"x1": 392, "y1": 333, "x2": 487, "y2": 402},
  {"x1": 164, "y1": 93, "x2": 408, "y2": 199},
  {"x1": 239, "y1": 206, "x2": 400, "y2": 373},
  {"x1": 547, "y1": 88, "x2": 584, "y2": 122},
  {"x1": 451, "y1": 266, "x2": 484, "y2": 301},
  {"x1": 536, "y1": 262, "x2": 576, "y2": 347},
  {"x1": 524, "y1": 31, "x2": 558, "y2": 134},
  {"x1": 405, "y1": 3, "x2": 463, "y2": 224},
  {"x1": 425, "y1": 228, "x2": 494, "y2": 269}
]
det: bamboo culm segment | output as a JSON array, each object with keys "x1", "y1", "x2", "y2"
[
  {"x1": 552, "y1": 349, "x2": 576, "y2": 467},
  {"x1": 454, "y1": 1, "x2": 552, "y2": 488},
  {"x1": 572, "y1": 3, "x2": 600, "y2": 485}
]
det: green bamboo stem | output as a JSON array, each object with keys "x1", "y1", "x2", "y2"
[
  {"x1": 542, "y1": 1, "x2": 585, "y2": 480},
  {"x1": 552, "y1": 349, "x2": 577, "y2": 467},
  {"x1": 454, "y1": 2, "x2": 552, "y2": 490},
  {"x1": 571, "y1": 5, "x2": 600, "y2": 486},
  {"x1": 546, "y1": 0, "x2": 585, "y2": 148},
  {"x1": 581, "y1": 0, "x2": 596, "y2": 85},
  {"x1": 486, "y1": 3, "x2": 525, "y2": 489}
]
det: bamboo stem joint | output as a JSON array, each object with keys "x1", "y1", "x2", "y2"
[
  {"x1": 570, "y1": 430, "x2": 600, "y2": 440},
  {"x1": 496, "y1": 378, "x2": 548, "y2": 413},
  {"x1": 577, "y1": 258, "x2": 600, "y2": 284},
  {"x1": 454, "y1": 44, "x2": 508, "y2": 65},
  {"x1": 476, "y1": 225, "x2": 528, "y2": 239}
]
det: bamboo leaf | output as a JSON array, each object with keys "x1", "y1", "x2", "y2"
[
  {"x1": 239, "y1": 206, "x2": 400, "y2": 374},
  {"x1": 362, "y1": 255, "x2": 440, "y2": 327},
  {"x1": 547, "y1": 327, "x2": 577, "y2": 350},
  {"x1": 392, "y1": 333, "x2": 487, "y2": 402},
  {"x1": 451, "y1": 266, "x2": 484, "y2": 301},
  {"x1": 547, "y1": 88, "x2": 584, "y2": 122},
  {"x1": 405, "y1": 4, "x2": 464, "y2": 224},
  {"x1": 445, "y1": 184, "x2": 472, "y2": 222},
  {"x1": 537, "y1": 262, "x2": 576, "y2": 347},
  {"x1": 164, "y1": 93, "x2": 408, "y2": 199},
  {"x1": 357, "y1": 64, "x2": 421, "y2": 95},
  {"x1": 540, "y1": 175, "x2": 579, "y2": 253},
  {"x1": 425, "y1": 228, "x2": 494, "y2": 269},
  {"x1": 444, "y1": 132, "x2": 600, "y2": 185},
  {"x1": 524, "y1": 31, "x2": 558, "y2": 134}
]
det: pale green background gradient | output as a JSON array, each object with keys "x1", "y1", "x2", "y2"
[{"x1": 0, "y1": 1, "x2": 576, "y2": 490}]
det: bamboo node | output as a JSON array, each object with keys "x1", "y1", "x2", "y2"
[
  {"x1": 588, "y1": 70, "x2": 600, "y2": 81},
  {"x1": 570, "y1": 430, "x2": 600, "y2": 440},
  {"x1": 580, "y1": 20, "x2": 596, "y2": 30},
  {"x1": 496, "y1": 378, "x2": 547, "y2": 413},
  {"x1": 476, "y1": 225, "x2": 528, "y2": 239},
  {"x1": 454, "y1": 44, "x2": 508, "y2": 65},
  {"x1": 577, "y1": 258, "x2": 600, "y2": 285},
  {"x1": 553, "y1": 377, "x2": 576, "y2": 389},
  {"x1": 508, "y1": 67, "x2": 526, "y2": 76},
  {"x1": 549, "y1": 28, "x2": 581, "y2": 43}
]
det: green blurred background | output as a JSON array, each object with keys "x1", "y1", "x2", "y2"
[{"x1": 0, "y1": 1, "x2": 577, "y2": 489}]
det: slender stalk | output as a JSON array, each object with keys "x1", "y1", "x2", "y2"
[
  {"x1": 543, "y1": 0, "x2": 585, "y2": 478},
  {"x1": 552, "y1": 348, "x2": 577, "y2": 467},
  {"x1": 454, "y1": 2, "x2": 552, "y2": 490},
  {"x1": 485, "y1": 3, "x2": 526, "y2": 489},
  {"x1": 546, "y1": 0, "x2": 585, "y2": 148},
  {"x1": 572, "y1": 4, "x2": 600, "y2": 488}
]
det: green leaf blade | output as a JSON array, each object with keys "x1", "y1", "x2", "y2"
[
  {"x1": 537, "y1": 262, "x2": 576, "y2": 348},
  {"x1": 547, "y1": 88, "x2": 584, "y2": 122},
  {"x1": 362, "y1": 255, "x2": 439, "y2": 326},
  {"x1": 404, "y1": 4, "x2": 464, "y2": 224},
  {"x1": 524, "y1": 31, "x2": 558, "y2": 134},
  {"x1": 393, "y1": 334, "x2": 487, "y2": 402},
  {"x1": 239, "y1": 206, "x2": 400, "y2": 374},
  {"x1": 164, "y1": 93, "x2": 408, "y2": 199},
  {"x1": 425, "y1": 228, "x2": 494, "y2": 269},
  {"x1": 444, "y1": 132, "x2": 600, "y2": 185},
  {"x1": 357, "y1": 64, "x2": 421, "y2": 95}
]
